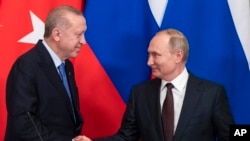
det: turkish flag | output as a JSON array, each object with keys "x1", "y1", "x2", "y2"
[{"x1": 0, "y1": 1, "x2": 83, "y2": 140}]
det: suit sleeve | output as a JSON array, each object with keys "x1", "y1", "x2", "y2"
[{"x1": 94, "y1": 87, "x2": 139, "y2": 141}]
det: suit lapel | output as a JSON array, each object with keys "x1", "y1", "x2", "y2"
[
  {"x1": 65, "y1": 60, "x2": 78, "y2": 106},
  {"x1": 174, "y1": 74, "x2": 204, "y2": 140},
  {"x1": 65, "y1": 60, "x2": 83, "y2": 125},
  {"x1": 146, "y1": 79, "x2": 165, "y2": 141}
]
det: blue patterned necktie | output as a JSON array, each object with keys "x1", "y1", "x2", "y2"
[{"x1": 58, "y1": 63, "x2": 76, "y2": 123}]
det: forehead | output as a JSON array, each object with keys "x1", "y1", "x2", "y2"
[
  {"x1": 65, "y1": 14, "x2": 87, "y2": 32},
  {"x1": 148, "y1": 34, "x2": 170, "y2": 52},
  {"x1": 66, "y1": 13, "x2": 85, "y2": 24}
]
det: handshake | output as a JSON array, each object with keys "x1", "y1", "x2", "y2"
[{"x1": 73, "y1": 135, "x2": 92, "y2": 141}]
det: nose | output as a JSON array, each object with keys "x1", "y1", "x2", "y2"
[
  {"x1": 80, "y1": 34, "x2": 87, "y2": 45},
  {"x1": 147, "y1": 55, "x2": 153, "y2": 66}
]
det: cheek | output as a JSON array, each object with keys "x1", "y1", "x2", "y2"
[
  {"x1": 159, "y1": 61, "x2": 172, "y2": 71},
  {"x1": 66, "y1": 40, "x2": 77, "y2": 49}
]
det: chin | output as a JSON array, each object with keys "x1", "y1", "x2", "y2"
[
  {"x1": 70, "y1": 53, "x2": 78, "y2": 58},
  {"x1": 152, "y1": 73, "x2": 159, "y2": 78}
]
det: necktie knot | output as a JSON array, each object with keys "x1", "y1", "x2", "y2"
[
  {"x1": 166, "y1": 83, "x2": 174, "y2": 90},
  {"x1": 58, "y1": 63, "x2": 66, "y2": 77},
  {"x1": 59, "y1": 63, "x2": 65, "y2": 68}
]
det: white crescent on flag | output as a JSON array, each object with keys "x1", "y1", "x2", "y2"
[{"x1": 228, "y1": 0, "x2": 250, "y2": 70}]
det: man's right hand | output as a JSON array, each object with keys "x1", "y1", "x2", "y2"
[{"x1": 73, "y1": 135, "x2": 92, "y2": 141}]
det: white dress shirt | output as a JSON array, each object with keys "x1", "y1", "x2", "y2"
[{"x1": 160, "y1": 68, "x2": 189, "y2": 133}]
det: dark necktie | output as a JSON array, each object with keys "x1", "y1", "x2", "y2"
[
  {"x1": 58, "y1": 63, "x2": 76, "y2": 123},
  {"x1": 162, "y1": 83, "x2": 174, "y2": 141}
]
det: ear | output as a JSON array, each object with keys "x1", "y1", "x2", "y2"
[
  {"x1": 52, "y1": 27, "x2": 61, "y2": 41},
  {"x1": 175, "y1": 49, "x2": 184, "y2": 63}
]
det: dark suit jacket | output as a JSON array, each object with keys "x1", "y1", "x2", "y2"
[
  {"x1": 5, "y1": 40, "x2": 83, "y2": 141},
  {"x1": 95, "y1": 74, "x2": 234, "y2": 141}
]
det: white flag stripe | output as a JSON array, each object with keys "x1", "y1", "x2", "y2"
[
  {"x1": 228, "y1": 0, "x2": 250, "y2": 70},
  {"x1": 148, "y1": 0, "x2": 168, "y2": 27}
]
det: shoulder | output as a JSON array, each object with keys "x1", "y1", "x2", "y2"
[
  {"x1": 16, "y1": 40, "x2": 44, "y2": 63},
  {"x1": 188, "y1": 73, "x2": 224, "y2": 88},
  {"x1": 128, "y1": 78, "x2": 161, "y2": 99},
  {"x1": 9, "y1": 41, "x2": 45, "y2": 74},
  {"x1": 132, "y1": 78, "x2": 161, "y2": 90},
  {"x1": 188, "y1": 73, "x2": 226, "y2": 98}
]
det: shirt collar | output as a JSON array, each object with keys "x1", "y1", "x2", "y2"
[
  {"x1": 42, "y1": 40, "x2": 63, "y2": 67},
  {"x1": 161, "y1": 68, "x2": 189, "y2": 92}
]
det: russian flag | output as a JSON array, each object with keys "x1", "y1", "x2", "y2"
[{"x1": 75, "y1": 0, "x2": 250, "y2": 138}]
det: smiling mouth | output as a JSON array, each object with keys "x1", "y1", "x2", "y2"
[{"x1": 75, "y1": 46, "x2": 81, "y2": 50}]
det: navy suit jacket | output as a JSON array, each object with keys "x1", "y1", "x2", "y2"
[
  {"x1": 95, "y1": 74, "x2": 234, "y2": 141},
  {"x1": 5, "y1": 40, "x2": 83, "y2": 141}
]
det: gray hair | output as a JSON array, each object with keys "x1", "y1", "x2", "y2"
[
  {"x1": 44, "y1": 5, "x2": 83, "y2": 38},
  {"x1": 158, "y1": 28, "x2": 189, "y2": 62}
]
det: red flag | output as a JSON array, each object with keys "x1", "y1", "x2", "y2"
[
  {"x1": 73, "y1": 44, "x2": 126, "y2": 138},
  {"x1": 0, "y1": 1, "x2": 83, "y2": 140}
]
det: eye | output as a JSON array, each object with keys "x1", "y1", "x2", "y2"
[
  {"x1": 149, "y1": 52, "x2": 161, "y2": 59},
  {"x1": 76, "y1": 33, "x2": 82, "y2": 38},
  {"x1": 153, "y1": 52, "x2": 161, "y2": 57},
  {"x1": 74, "y1": 31, "x2": 83, "y2": 38}
]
